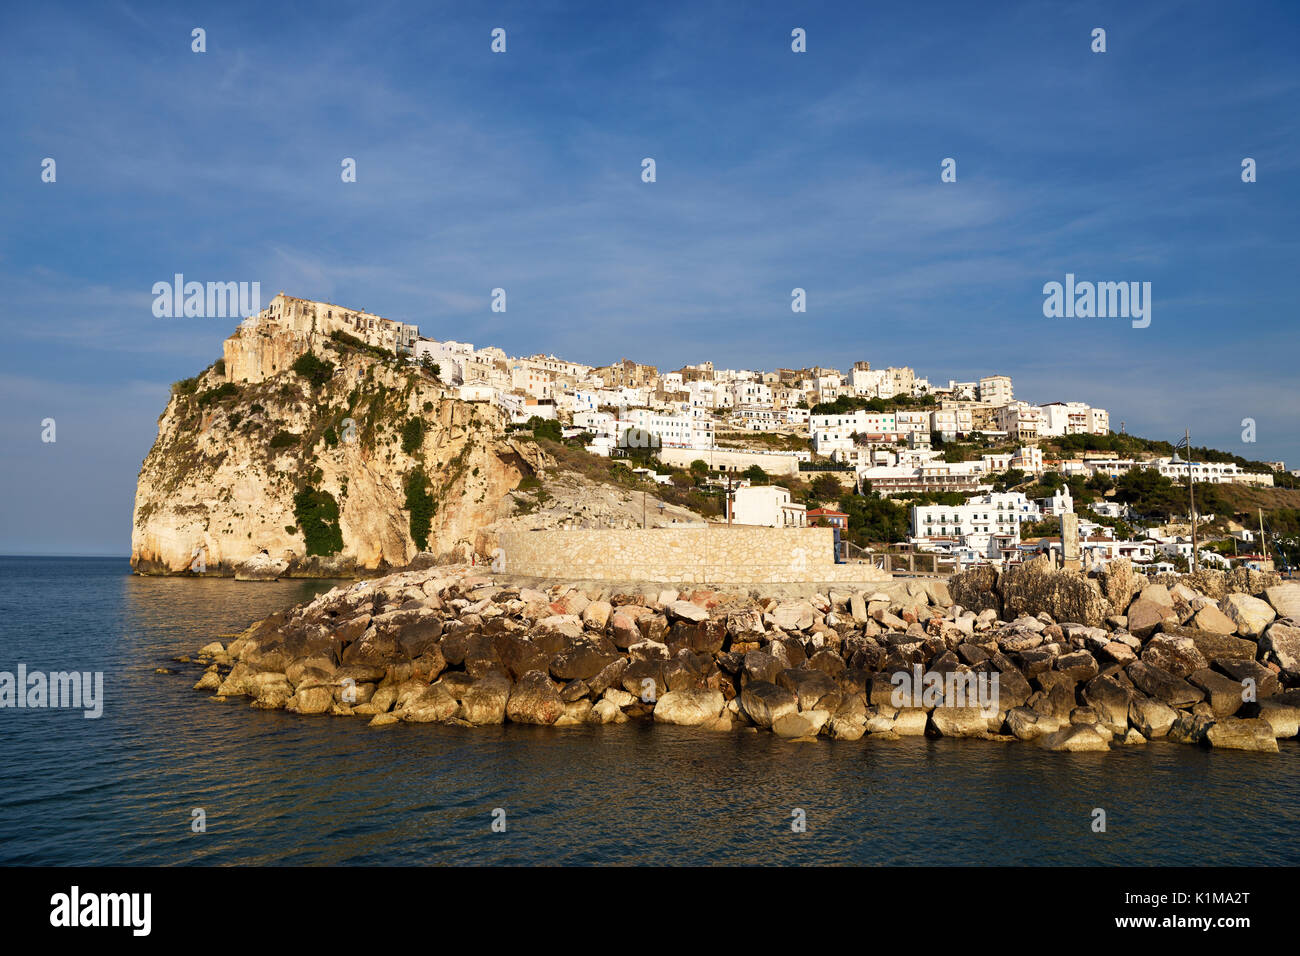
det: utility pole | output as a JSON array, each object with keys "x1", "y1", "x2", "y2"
[
  {"x1": 1259, "y1": 508, "x2": 1271, "y2": 571},
  {"x1": 1186, "y1": 428, "x2": 1198, "y2": 571}
]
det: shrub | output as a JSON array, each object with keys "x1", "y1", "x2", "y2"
[
  {"x1": 196, "y1": 382, "x2": 239, "y2": 407},
  {"x1": 293, "y1": 487, "x2": 343, "y2": 556},
  {"x1": 291, "y1": 351, "x2": 335, "y2": 388},
  {"x1": 269, "y1": 430, "x2": 297, "y2": 449},
  {"x1": 527, "y1": 416, "x2": 562, "y2": 442},
  {"x1": 404, "y1": 468, "x2": 437, "y2": 551},
  {"x1": 400, "y1": 418, "x2": 424, "y2": 456}
]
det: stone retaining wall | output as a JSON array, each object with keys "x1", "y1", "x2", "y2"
[{"x1": 498, "y1": 527, "x2": 891, "y2": 584}]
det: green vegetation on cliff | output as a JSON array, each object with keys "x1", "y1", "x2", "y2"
[
  {"x1": 291, "y1": 351, "x2": 336, "y2": 388},
  {"x1": 400, "y1": 418, "x2": 425, "y2": 455},
  {"x1": 404, "y1": 467, "x2": 437, "y2": 552},
  {"x1": 293, "y1": 486, "x2": 343, "y2": 556}
]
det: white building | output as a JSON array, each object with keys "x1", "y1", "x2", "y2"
[
  {"x1": 978, "y1": 375, "x2": 1013, "y2": 407},
  {"x1": 1038, "y1": 401, "x2": 1109, "y2": 437},
  {"x1": 810, "y1": 409, "x2": 900, "y2": 455},
  {"x1": 995, "y1": 401, "x2": 1044, "y2": 441},
  {"x1": 910, "y1": 492, "x2": 1040, "y2": 561},
  {"x1": 619, "y1": 408, "x2": 714, "y2": 449},
  {"x1": 728, "y1": 485, "x2": 807, "y2": 528},
  {"x1": 1155, "y1": 456, "x2": 1274, "y2": 486}
]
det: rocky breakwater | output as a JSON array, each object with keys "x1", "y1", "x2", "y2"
[{"x1": 185, "y1": 556, "x2": 1300, "y2": 753}]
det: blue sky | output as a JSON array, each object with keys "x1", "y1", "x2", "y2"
[{"x1": 1, "y1": 0, "x2": 1297, "y2": 555}]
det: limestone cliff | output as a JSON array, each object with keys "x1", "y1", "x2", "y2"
[{"x1": 131, "y1": 317, "x2": 545, "y2": 576}]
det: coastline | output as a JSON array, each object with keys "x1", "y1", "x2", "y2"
[{"x1": 179, "y1": 557, "x2": 1300, "y2": 753}]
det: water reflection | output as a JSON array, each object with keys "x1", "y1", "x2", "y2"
[{"x1": 1, "y1": 557, "x2": 1297, "y2": 866}]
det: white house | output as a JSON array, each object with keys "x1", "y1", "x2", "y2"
[
  {"x1": 728, "y1": 486, "x2": 807, "y2": 528},
  {"x1": 911, "y1": 492, "x2": 1039, "y2": 560}
]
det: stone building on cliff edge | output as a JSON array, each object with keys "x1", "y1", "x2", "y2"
[{"x1": 223, "y1": 293, "x2": 419, "y2": 384}]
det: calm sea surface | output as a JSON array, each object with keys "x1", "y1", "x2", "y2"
[{"x1": 0, "y1": 555, "x2": 1296, "y2": 866}]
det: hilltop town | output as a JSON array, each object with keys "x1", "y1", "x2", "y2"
[{"x1": 223, "y1": 293, "x2": 1296, "y2": 578}]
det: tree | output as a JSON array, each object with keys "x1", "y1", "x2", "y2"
[
  {"x1": 1086, "y1": 472, "x2": 1114, "y2": 493},
  {"x1": 993, "y1": 467, "x2": 1026, "y2": 492},
  {"x1": 291, "y1": 351, "x2": 335, "y2": 388},
  {"x1": 689, "y1": 459, "x2": 709, "y2": 477},
  {"x1": 810, "y1": 473, "x2": 842, "y2": 501},
  {"x1": 1113, "y1": 468, "x2": 1183, "y2": 518},
  {"x1": 742, "y1": 465, "x2": 767, "y2": 483},
  {"x1": 527, "y1": 416, "x2": 562, "y2": 442},
  {"x1": 837, "y1": 492, "x2": 909, "y2": 545}
]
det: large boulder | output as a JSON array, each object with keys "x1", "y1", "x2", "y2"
[
  {"x1": 581, "y1": 600, "x2": 613, "y2": 629},
  {"x1": 1000, "y1": 557, "x2": 1108, "y2": 627},
  {"x1": 1187, "y1": 669, "x2": 1246, "y2": 718},
  {"x1": 948, "y1": 565, "x2": 1001, "y2": 615},
  {"x1": 460, "y1": 673, "x2": 512, "y2": 725},
  {"x1": 1125, "y1": 660, "x2": 1204, "y2": 708},
  {"x1": 1006, "y1": 706, "x2": 1060, "y2": 741},
  {"x1": 1167, "y1": 713, "x2": 1215, "y2": 745},
  {"x1": 1098, "y1": 558, "x2": 1138, "y2": 615},
  {"x1": 505, "y1": 671, "x2": 565, "y2": 725},
  {"x1": 667, "y1": 600, "x2": 709, "y2": 624},
  {"x1": 1260, "y1": 622, "x2": 1300, "y2": 680},
  {"x1": 401, "y1": 684, "x2": 458, "y2": 723},
  {"x1": 549, "y1": 641, "x2": 620, "y2": 681},
  {"x1": 1191, "y1": 604, "x2": 1237, "y2": 635},
  {"x1": 771, "y1": 601, "x2": 817, "y2": 632},
  {"x1": 1264, "y1": 582, "x2": 1300, "y2": 621},
  {"x1": 1205, "y1": 717, "x2": 1279, "y2": 753},
  {"x1": 1139, "y1": 634, "x2": 1207, "y2": 678},
  {"x1": 777, "y1": 668, "x2": 841, "y2": 712},
  {"x1": 1129, "y1": 697, "x2": 1178, "y2": 738},
  {"x1": 1217, "y1": 659, "x2": 1280, "y2": 699},
  {"x1": 772, "y1": 709, "x2": 830, "y2": 739},
  {"x1": 610, "y1": 612, "x2": 644, "y2": 649},
  {"x1": 1082, "y1": 675, "x2": 1134, "y2": 732},
  {"x1": 888, "y1": 708, "x2": 925, "y2": 735},
  {"x1": 1159, "y1": 624, "x2": 1258, "y2": 665},
  {"x1": 1125, "y1": 597, "x2": 1177, "y2": 639},
  {"x1": 1222, "y1": 593, "x2": 1276, "y2": 638},
  {"x1": 742, "y1": 650, "x2": 783, "y2": 684},
  {"x1": 1039, "y1": 724, "x2": 1111, "y2": 751},
  {"x1": 1254, "y1": 696, "x2": 1300, "y2": 738},
  {"x1": 740, "y1": 681, "x2": 799, "y2": 729},
  {"x1": 930, "y1": 706, "x2": 992, "y2": 738},
  {"x1": 653, "y1": 688, "x2": 725, "y2": 726},
  {"x1": 286, "y1": 685, "x2": 334, "y2": 715}
]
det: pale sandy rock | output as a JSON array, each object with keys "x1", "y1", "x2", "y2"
[{"x1": 1223, "y1": 593, "x2": 1276, "y2": 638}]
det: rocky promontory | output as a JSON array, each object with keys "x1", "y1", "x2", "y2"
[{"x1": 187, "y1": 557, "x2": 1300, "y2": 753}]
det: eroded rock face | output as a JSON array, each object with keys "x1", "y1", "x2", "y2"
[
  {"x1": 132, "y1": 319, "x2": 537, "y2": 575},
  {"x1": 948, "y1": 565, "x2": 1000, "y2": 615},
  {"x1": 999, "y1": 557, "x2": 1109, "y2": 628}
]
